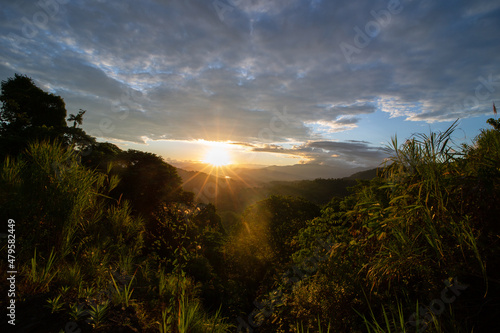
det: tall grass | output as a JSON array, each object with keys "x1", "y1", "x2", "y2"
[
  {"x1": 25, "y1": 248, "x2": 58, "y2": 293},
  {"x1": 357, "y1": 121, "x2": 486, "y2": 290},
  {"x1": 202, "y1": 306, "x2": 235, "y2": 333},
  {"x1": 296, "y1": 317, "x2": 331, "y2": 333},
  {"x1": 178, "y1": 295, "x2": 234, "y2": 333},
  {"x1": 110, "y1": 271, "x2": 135, "y2": 308},
  {"x1": 178, "y1": 295, "x2": 204, "y2": 333},
  {"x1": 154, "y1": 270, "x2": 233, "y2": 333},
  {"x1": 0, "y1": 141, "x2": 120, "y2": 259},
  {"x1": 358, "y1": 298, "x2": 467, "y2": 333},
  {"x1": 324, "y1": 121, "x2": 490, "y2": 332},
  {"x1": 356, "y1": 295, "x2": 407, "y2": 333},
  {"x1": 158, "y1": 307, "x2": 171, "y2": 333},
  {"x1": 59, "y1": 262, "x2": 82, "y2": 288}
]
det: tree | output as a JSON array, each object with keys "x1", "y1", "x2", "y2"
[
  {"x1": 67, "y1": 109, "x2": 86, "y2": 128},
  {"x1": 111, "y1": 149, "x2": 193, "y2": 217},
  {"x1": 63, "y1": 108, "x2": 96, "y2": 150},
  {"x1": 0, "y1": 74, "x2": 67, "y2": 158},
  {"x1": 487, "y1": 118, "x2": 500, "y2": 131},
  {"x1": 81, "y1": 141, "x2": 122, "y2": 170}
]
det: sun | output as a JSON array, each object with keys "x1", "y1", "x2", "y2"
[{"x1": 202, "y1": 147, "x2": 232, "y2": 167}]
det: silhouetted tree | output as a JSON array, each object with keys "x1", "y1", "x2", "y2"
[
  {"x1": 0, "y1": 74, "x2": 94, "y2": 159},
  {"x1": 0, "y1": 74, "x2": 68, "y2": 157},
  {"x1": 80, "y1": 141, "x2": 121, "y2": 170},
  {"x1": 111, "y1": 149, "x2": 193, "y2": 217},
  {"x1": 63, "y1": 108, "x2": 96, "y2": 151},
  {"x1": 487, "y1": 118, "x2": 500, "y2": 131},
  {"x1": 67, "y1": 109, "x2": 86, "y2": 128}
]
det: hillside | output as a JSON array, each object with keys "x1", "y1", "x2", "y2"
[{"x1": 177, "y1": 166, "x2": 378, "y2": 211}]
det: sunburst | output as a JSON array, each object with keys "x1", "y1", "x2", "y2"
[{"x1": 202, "y1": 147, "x2": 232, "y2": 167}]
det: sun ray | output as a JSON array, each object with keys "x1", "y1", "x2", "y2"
[
  {"x1": 175, "y1": 141, "x2": 266, "y2": 210},
  {"x1": 202, "y1": 146, "x2": 232, "y2": 167}
]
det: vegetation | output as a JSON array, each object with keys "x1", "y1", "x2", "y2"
[
  {"x1": 1, "y1": 74, "x2": 499, "y2": 332},
  {"x1": 178, "y1": 168, "x2": 363, "y2": 213}
]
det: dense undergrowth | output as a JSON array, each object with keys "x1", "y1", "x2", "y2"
[
  {"x1": 255, "y1": 121, "x2": 500, "y2": 333},
  {"x1": 1, "y1": 75, "x2": 499, "y2": 332}
]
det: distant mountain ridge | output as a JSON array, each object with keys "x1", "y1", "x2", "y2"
[
  {"x1": 174, "y1": 162, "x2": 375, "y2": 185},
  {"x1": 345, "y1": 168, "x2": 381, "y2": 180},
  {"x1": 176, "y1": 164, "x2": 379, "y2": 211}
]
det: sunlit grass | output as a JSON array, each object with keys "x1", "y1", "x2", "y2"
[
  {"x1": 2, "y1": 121, "x2": 498, "y2": 332},
  {"x1": 24, "y1": 248, "x2": 58, "y2": 294},
  {"x1": 110, "y1": 271, "x2": 136, "y2": 308}
]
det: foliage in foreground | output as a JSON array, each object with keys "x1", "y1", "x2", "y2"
[
  {"x1": 0, "y1": 141, "x2": 233, "y2": 332},
  {"x1": 250, "y1": 121, "x2": 500, "y2": 332},
  {"x1": 1, "y1": 123, "x2": 499, "y2": 332},
  {"x1": 1, "y1": 75, "x2": 499, "y2": 332}
]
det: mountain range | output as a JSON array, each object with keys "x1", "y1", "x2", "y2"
[{"x1": 175, "y1": 163, "x2": 379, "y2": 212}]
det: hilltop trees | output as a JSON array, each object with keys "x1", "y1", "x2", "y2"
[
  {"x1": 0, "y1": 139, "x2": 235, "y2": 333},
  {"x1": 110, "y1": 149, "x2": 194, "y2": 217},
  {"x1": 0, "y1": 74, "x2": 66, "y2": 130},
  {"x1": 0, "y1": 74, "x2": 67, "y2": 158},
  {"x1": 0, "y1": 74, "x2": 192, "y2": 219},
  {"x1": 0, "y1": 74, "x2": 232, "y2": 332},
  {"x1": 0, "y1": 74, "x2": 96, "y2": 159},
  {"x1": 2, "y1": 72, "x2": 499, "y2": 331}
]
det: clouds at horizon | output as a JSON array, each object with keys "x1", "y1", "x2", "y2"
[{"x1": 1, "y1": 0, "x2": 499, "y2": 168}]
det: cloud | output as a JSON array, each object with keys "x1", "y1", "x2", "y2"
[
  {"x1": 0, "y1": 0, "x2": 499, "y2": 167},
  {"x1": 251, "y1": 139, "x2": 387, "y2": 167}
]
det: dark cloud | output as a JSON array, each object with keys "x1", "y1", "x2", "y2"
[
  {"x1": 306, "y1": 140, "x2": 386, "y2": 160},
  {"x1": 251, "y1": 139, "x2": 387, "y2": 167},
  {"x1": 1, "y1": 0, "x2": 499, "y2": 166}
]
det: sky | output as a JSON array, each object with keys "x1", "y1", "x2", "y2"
[{"x1": 1, "y1": 0, "x2": 499, "y2": 173}]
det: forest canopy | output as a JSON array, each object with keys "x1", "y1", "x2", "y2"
[{"x1": 1, "y1": 75, "x2": 499, "y2": 332}]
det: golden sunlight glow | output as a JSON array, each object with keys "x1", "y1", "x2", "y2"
[{"x1": 202, "y1": 147, "x2": 232, "y2": 166}]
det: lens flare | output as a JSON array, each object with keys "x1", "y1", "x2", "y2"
[{"x1": 203, "y1": 147, "x2": 232, "y2": 166}]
